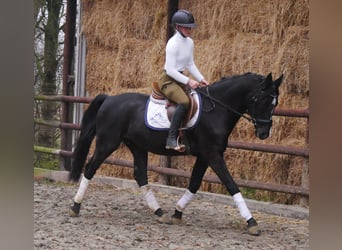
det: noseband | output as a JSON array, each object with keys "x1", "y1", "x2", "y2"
[{"x1": 198, "y1": 87, "x2": 274, "y2": 127}]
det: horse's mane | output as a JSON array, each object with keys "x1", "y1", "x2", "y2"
[{"x1": 211, "y1": 72, "x2": 265, "y2": 87}]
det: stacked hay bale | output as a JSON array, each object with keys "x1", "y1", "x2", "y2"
[{"x1": 80, "y1": 0, "x2": 309, "y2": 205}]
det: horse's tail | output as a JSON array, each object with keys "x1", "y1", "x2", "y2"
[{"x1": 69, "y1": 94, "x2": 108, "y2": 182}]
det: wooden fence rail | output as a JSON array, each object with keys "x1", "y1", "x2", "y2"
[{"x1": 34, "y1": 145, "x2": 309, "y2": 197}]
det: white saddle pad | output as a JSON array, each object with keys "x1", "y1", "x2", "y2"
[{"x1": 144, "y1": 91, "x2": 201, "y2": 130}]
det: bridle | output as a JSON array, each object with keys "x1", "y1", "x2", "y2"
[{"x1": 197, "y1": 87, "x2": 275, "y2": 127}]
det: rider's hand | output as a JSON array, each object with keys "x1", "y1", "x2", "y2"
[
  {"x1": 200, "y1": 79, "x2": 209, "y2": 86},
  {"x1": 188, "y1": 78, "x2": 200, "y2": 89}
]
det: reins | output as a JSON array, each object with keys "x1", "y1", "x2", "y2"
[{"x1": 197, "y1": 87, "x2": 257, "y2": 125}]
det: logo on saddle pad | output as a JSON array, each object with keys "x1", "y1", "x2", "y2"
[{"x1": 144, "y1": 91, "x2": 201, "y2": 130}]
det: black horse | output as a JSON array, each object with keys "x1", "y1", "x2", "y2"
[{"x1": 69, "y1": 72, "x2": 283, "y2": 236}]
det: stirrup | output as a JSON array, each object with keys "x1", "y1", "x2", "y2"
[
  {"x1": 166, "y1": 136, "x2": 186, "y2": 152},
  {"x1": 175, "y1": 132, "x2": 186, "y2": 152}
]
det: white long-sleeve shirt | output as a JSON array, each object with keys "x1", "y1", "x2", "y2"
[{"x1": 164, "y1": 31, "x2": 204, "y2": 85}]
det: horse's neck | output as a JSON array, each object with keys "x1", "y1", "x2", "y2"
[{"x1": 209, "y1": 80, "x2": 251, "y2": 109}]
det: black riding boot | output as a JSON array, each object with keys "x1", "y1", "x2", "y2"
[{"x1": 166, "y1": 104, "x2": 188, "y2": 150}]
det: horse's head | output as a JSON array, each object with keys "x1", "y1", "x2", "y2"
[{"x1": 247, "y1": 73, "x2": 283, "y2": 140}]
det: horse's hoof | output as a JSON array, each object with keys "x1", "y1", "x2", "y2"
[
  {"x1": 171, "y1": 216, "x2": 182, "y2": 225},
  {"x1": 247, "y1": 225, "x2": 261, "y2": 236},
  {"x1": 69, "y1": 202, "x2": 81, "y2": 217},
  {"x1": 157, "y1": 214, "x2": 171, "y2": 224},
  {"x1": 69, "y1": 207, "x2": 79, "y2": 217},
  {"x1": 247, "y1": 217, "x2": 261, "y2": 236}
]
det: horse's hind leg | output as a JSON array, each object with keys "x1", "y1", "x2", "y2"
[
  {"x1": 69, "y1": 139, "x2": 120, "y2": 217},
  {"x1": 126, "y1": 143, "x2": 166, "y2": 221},
  {"x1": 69, "y1": 160, "x2": 92, "y2": 217}
]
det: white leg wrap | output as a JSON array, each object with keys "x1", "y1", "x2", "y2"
[
  {"x1": 140, "y1": 185, "x2": 160, "y2": 212},
  {"x1": 176, "y1": 190, "x2": 195, "y2": 212},
  {"x1": 74, "y1": 175, "x2": 90, "y2": 203},
  {"x1": 233, "y1": 192, "x2": 252, "y2": 221}
]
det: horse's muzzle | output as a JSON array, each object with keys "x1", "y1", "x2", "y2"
[
  {"x1": 254, "y1": 119, "x2": 272, "y2": 140},
  {"x1": 256, "y1": 128, "x2": 270, "y2": 140}
]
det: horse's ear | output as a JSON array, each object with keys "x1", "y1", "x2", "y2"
[
  {"x1": 266, "y1": 72, "x2": 273, "y2": 81},
  {"x1": 274, "y1": 74, "x2": 284, "y2": 87},
  {"x1": 263, "y1": 72, "x2": 273, "y2": 89}
]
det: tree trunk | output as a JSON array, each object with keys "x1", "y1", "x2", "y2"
[{"x1": 39, "y1": 0, "x2": 63, "y2": 147}]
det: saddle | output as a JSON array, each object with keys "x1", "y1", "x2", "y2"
[{"x1": 151, "y1": 82, "x2": 198, "y2": 126}]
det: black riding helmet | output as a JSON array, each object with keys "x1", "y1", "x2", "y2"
[{"x1": 171, "y1": 10, "x2": 198, "y2": 28}]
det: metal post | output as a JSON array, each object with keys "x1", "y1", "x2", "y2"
[{"x1": 61, "y1": 0, "x2": 77, "y2": 170}]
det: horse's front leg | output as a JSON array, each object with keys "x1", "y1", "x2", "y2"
[
  {"x1": 209, "y1": 153, "x2": 260, "y2": 236},
  {"x1": 171, "y1": 156, "x2": 209, "y2": 224}
]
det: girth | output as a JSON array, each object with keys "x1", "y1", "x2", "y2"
[{"x1": 151, "y1": 82, "x2": 198, "y2": 125}]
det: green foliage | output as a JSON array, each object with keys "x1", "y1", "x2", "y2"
[
  {"x1": 240, "y1": 187, "x2": 258, "y2": 200},
  {"x1": 34, "y1": 152, "x2": 59, "y2": 170}
]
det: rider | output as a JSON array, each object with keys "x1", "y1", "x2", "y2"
[{"x1": 159, "y1": 9, "x2": 209, "y2": 151}]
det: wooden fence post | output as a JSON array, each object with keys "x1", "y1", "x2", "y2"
[
  {"x1": 158, "y1": 0, "x2": 179, "y2": 185},
  {"x1": 300, "y1": 159, "x2": 309, "y2": 206},
  {"x1": 300, "y1": 117, "x2": 309, "y2": 206},
  {"x1": 158, "y1": 156, "x2": 171, "y2": 185}
]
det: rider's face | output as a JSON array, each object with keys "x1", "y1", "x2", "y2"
[{"x1": 178, "y1": 26, "x2": 192, "y2": 37}]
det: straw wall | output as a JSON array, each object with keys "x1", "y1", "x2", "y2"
[{"x1": 80, "y1": 0, "x2": 309, "y2": 205}]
